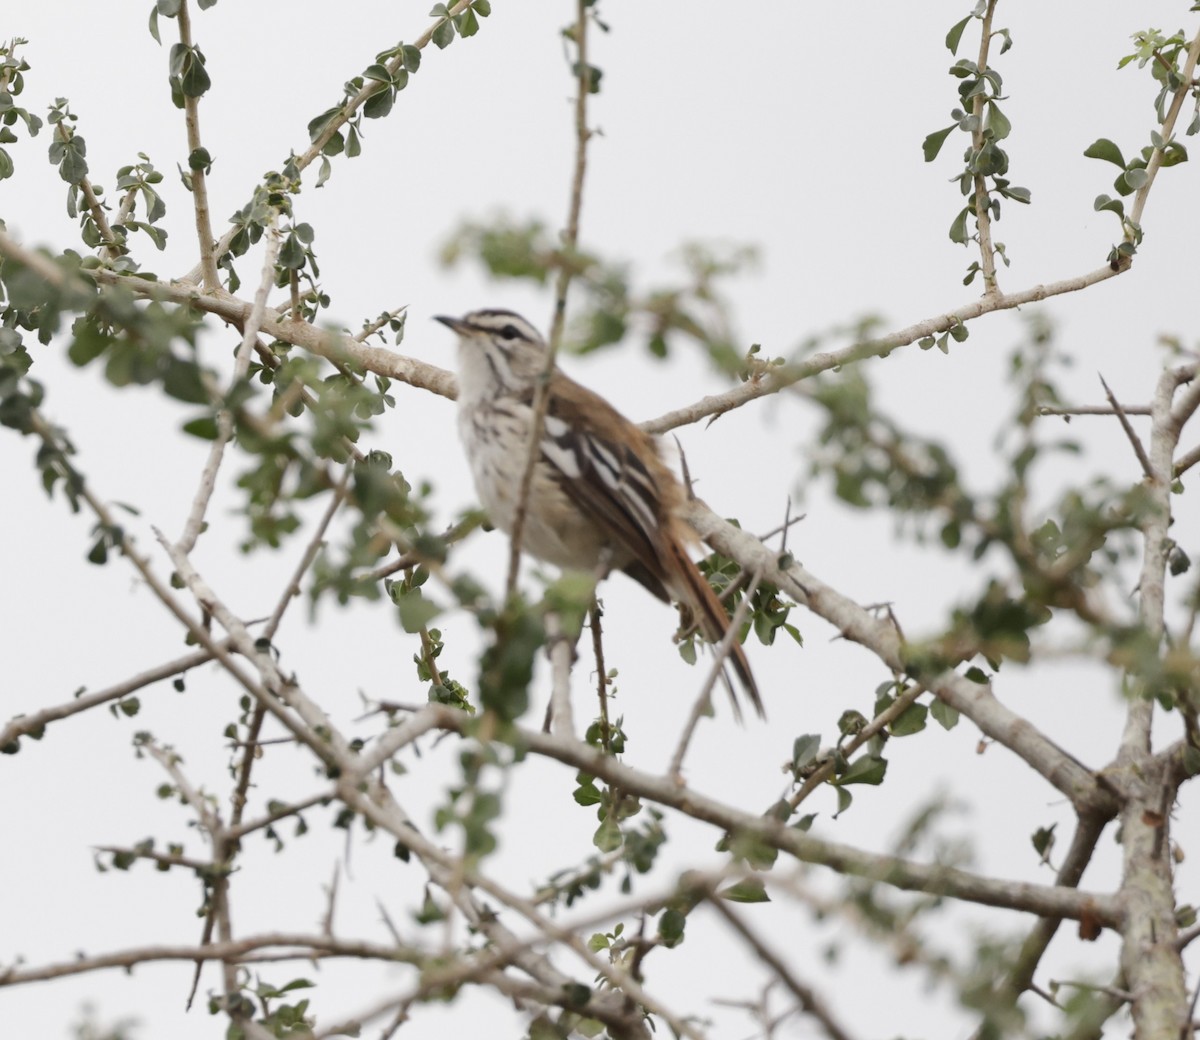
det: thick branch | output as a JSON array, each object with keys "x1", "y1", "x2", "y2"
[
  {"x1": 683, "y1": 500, "x2": 1118, "y2": 818},
  {"x1": 424, "y1": 706, "x2": 1118, "y2": 925}
]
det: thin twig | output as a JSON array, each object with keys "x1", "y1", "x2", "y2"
[
  {"x1": 1099, "y1": 373, "x2": 1153, "y2": 478},
  {"x1": 668, "y1": 570, "x2": 762, "y2": 777},
  {"x1": 1174, "y1": 440, "x2": 1200, "y2": 478},
  {"x1": 355, "y1": 306, "x2": 407, "y2": 343},
  {"x1": 1039, "y1": 404, "x2": 1153, "y2": 417},
  {"x1": 787, "y1": 682, "x2": 927, "y2": 811},
  {"x1": 707, "y1": 896, "x2": 859, "y2": 1040},
  {"x1": 590, "y1": 601, "x2": 613, "y2": 754},
  {"x1": 1126, "y1": 29, "x2": 1200, "y2": 233},
  {"x1": 176, "y1": 216, "x2": 282, "y2": 554},
  {"x1": 176, "y1": 0, "x2": 220, "y2": 290},
  {"x1": 227, "y1": 791, "x2": 333, "y2": 843},
  {"x1": 0, "y1": 645, "x2": 220, "y2": 749},
  {"x1": 973, "y1": 812, "x2": 1110, "y2": 1037},
  {"x1": 504, "y1": 0, "x2": 592, "y2": 598},
  {"x1": 177, "y1": 0, "x2": 484, "y2": 286},
  {"x1": 262, "y1": 466, "x2": 352, "y2": 639}
]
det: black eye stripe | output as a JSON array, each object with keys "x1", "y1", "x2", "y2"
[{"x1": 464, "y1": 310, "x2": 534, "y2": 342}]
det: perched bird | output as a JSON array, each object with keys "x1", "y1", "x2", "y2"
[{"x1": 436, "y1": 308, "x2": 762, "y2": 717}]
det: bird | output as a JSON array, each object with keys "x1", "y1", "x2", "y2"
[{"x1": 435, "y1": 308, "x2": 763, "y2": 718}]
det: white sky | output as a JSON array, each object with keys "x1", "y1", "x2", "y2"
[{"x1": 2, "y1": 2, "x2": 1198, "y2": 1038}]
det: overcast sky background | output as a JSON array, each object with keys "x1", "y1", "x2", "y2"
[{"x1": 3, "y1": 3, "x2": 1198, "y2": 1038}]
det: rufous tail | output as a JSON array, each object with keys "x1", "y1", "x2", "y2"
[{"x1": 668, "y1": 539, "x2": 764, "y2": 719}]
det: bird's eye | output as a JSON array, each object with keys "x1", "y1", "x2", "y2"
[{"x1": 499, "y1": 324, "x2": 520, "y2": 341}]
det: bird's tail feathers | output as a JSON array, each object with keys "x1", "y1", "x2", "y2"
[{"x1": 667, "y1": 539, "x2": 764, "y2": 719}]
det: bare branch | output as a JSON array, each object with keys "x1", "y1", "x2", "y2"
[
  {"x1": 1039, "y1": 404, "x2": 1153, "y2": 417},
  {"x1": 0, "y1": 645, "x2": 220, "y2": 750},
  {"x1": 683, "y1": 500, "x2": 1117, "y2": 818},
  {"x1": 262, "y1": 466, "x2": 352, "y2": 640},
  {"x1": 506, "y1": 0, "x2": 593, "y2": 597},
  {"x1": 1098, "y1": 373, "x2": 1153, "y2": 478},
  {"x1": 0, "y1": 933, "x2": 426, "y2": 987},
  {"x1": 176, "y1": 216, "x2": 282, "y2": 554},
  {"x1": 423, "y1": 706, "x2": 1119, "y2": 925},
  {"x1": 642, "y1": 265, "x2": 1123, "y2": 434},
  {"x1": 668, "y1": 570, "x2": 762, "y2": 777},
  {"x1": 707, "y1": 895, "x2": 859, "y2": 1040}
]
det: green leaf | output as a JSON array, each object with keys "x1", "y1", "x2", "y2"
[
  {"x1": 593, "y1": 814, "x2": 621, "y2": 852},
  {"x1": 1083, "y1": 138, "x2": 1126, "y2": 168},
  {"x1": 1169, "y1": 546, "x2": 1190, "y2": 576},
  {"x1": 1124, "y1": 167, "x2": 1150, "y2": 190},
  {"x1": 1094, "y1": 194, "x2": 1125, "y2": 216},
  {"x1": 68, "y1": 320, "x2": 113, "y2": 366},
  {"x1": 1032, "y1": 822, "x2": 1056, "y2": 861},
  {"x1": 182, "y1": 415, "x2": 219, "y2": 439},
  {"x1": 278, "y1": 233, "x2": 306, "y2": 269},
  {"x1": 986, "y1": 100, "x2": 1011, "y2": 141},
  {"x1": 456, "y1": 10, "x2": 480, "y2": 37},
  {"x1": 306, "y1": 106, "x2": 342, "y2": 143},
  {"x1": 721, "y1": 879, "x2": 770, "y2": 903},
  {"x1": 836, "y1": 754, "x2": 887, "y2": 786},
  {"x1": 949, "y1": 205, "x2": 971, "y2": 244},
  {"x1": 945, "y1": 16, "x2": 971, "y2": 54},
  {"x1": 890, "y1": 702, "x2": 928, "y2": 736},
  {"x1": 657, "y1": 908, "x2": 686, "y2": 947},
  {"x1": 922, "y1": 125, "x2": 956, "y2": 162},
  {"x1": 51, "y1": 136, "x2": 89, "y2": 183},
  {"x1": 162, "y1": 359, "x2": 208, "y2": 403},
  {"x1": 479, "y1": 599, "x2": 544, "y2": 722},
  {"x1": 362, "y1": 86, "x2": 394, "y2": 120},
  {"x1": 432, "y1": 18, "x2": 455, "y2": 49},
  {"x1": 573, "y1": 776, "x2": 602, "y2": 806},
  {"x1": 930, "y1": 699, "x2": 960, "y2": 730},
  {"x1": 792, "y1": 734, "x2": 821, "y2": 771}
]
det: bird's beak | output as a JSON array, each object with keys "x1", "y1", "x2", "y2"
[{"x1": 434, "y1": 314, "x2": 468, "y2": 334}]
